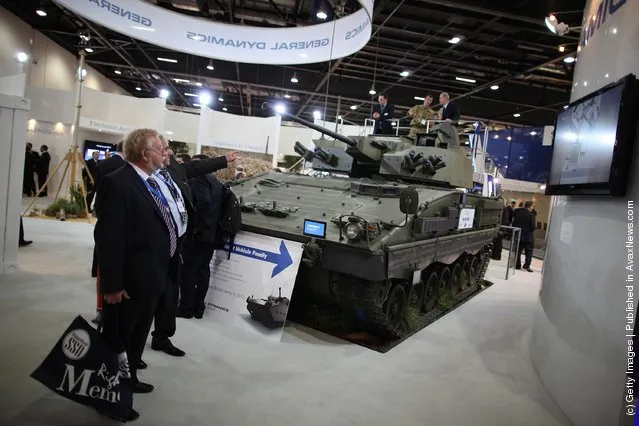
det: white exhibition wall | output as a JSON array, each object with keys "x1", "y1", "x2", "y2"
[
  {"x1": 0, "y1": 73, "x2": 26, "y2": 97},
  {"x1": 82, "y1": 88, "x2": 166, "y2": 132},
  {"x1": 0, "y1": 7, "x2": 127, "y2": 96},
  {"x1": 197, "y1": 106, "x2": 281, "y2": 163},
  {"x1": 164, "y1": 109, "x2": 200, "y2": 144}
]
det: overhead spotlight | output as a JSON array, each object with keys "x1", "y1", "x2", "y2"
[
  {"x1": 206, "y1": 61, "x2": 214, "y2": 71},
  {"x1": 563, "y1": 105, "x2": 568, "y2": 109},
  {"x1": 564, "y1": 56, "x2": 576, "y2": 63},
  {"x1": 544, "y1": 14, "x2": 570, "y2": 36},
  {"x1": 490, "y1": 85, "x2": 499, "y2": 90},
  {"x1": 184, "y1": 93, "x2": 197, "y2": 97},
  {"x1": 36, "y1": 9, "x2": 47, "y2": 17},
  {"x1": 369, "y1": 87, "x2": 376, "y2": 95},
  {"x1": 135, "y1": 87, "x2": 142, "y2": 91},
  {"x1": 558, "y1": 45, "x2": 565, "y2": 52},
  {"x1": 222, "y1": 107, "x2": 228, "y2": 111},
  {"x1": 316, "y1": 11, "x2": 328, "y2": 19},
  {"x1": 513, "y1": 113, "x2": 521, "y2": 118},
  {"x1": 290, "y1": 73, "x2": 299, "y2": 83},
  {"x1": 350, "y1": 105, "x2": 358, "y2": 110},
  {"x1": 530, "y1": 131, "x2": 537, "y2": 136},
  {"x1": 84, "y1": 47, "x2": 94, "y2": 53},
  {"x1": 157, "y1": 57, "x2": 178, "y2": 63},
  {"x1": 218, "y1": 96, "x2": 224, "y2": 102},
  {"x1": 16, "y1": 52, "x2": 28, "y2": 63},
  {"x1": 284, "y1": 93, "x2": 291, "y2": 99},
  {"x1": 494, "y1": 135, "x2": 499, "y2": 139},
  {"x1": 313, "y1": 110, "x2": 322, "y2": 120},
  {"x1": 507, "y1": 136, "x2": 512, "y2": 141},
  {"x1": 173, "y1": 78, "x2": 190, "y2": 83},
  {"x1": 449, "y1": 36, "x2": 462, "y2": 44},
  {"x1": 195, "y1": 82, "x2": 203, "y2": 87},
  {"x1": 274, "y1": 103, "x2": 286, "y2": 114},
  {"x1": 612, "y1": 28, "x2": 618, "y2": 34},
  {"x1": 159, "y1": 88, "x2": 169, "y2": 99},
  {"x1": 456, "y1": 76, "x2": 476, "y2": 83},
  {"x1": 414, "y1": 96, "x2": 425, "y2": 101},
  {"x1": 199, "y1": 91, "x2": 212, "y2": 105},
  {"x1": 400, "y1": 70, "x2": 410, "y2": 77},
  {"x1": 114, "y1": 69, "x2": 122, "y2": 75},
  {"x1": 540, "y1": 184, "x2": 547, "y2": 191}
]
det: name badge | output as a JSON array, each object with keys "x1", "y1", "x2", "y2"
[
  {"x1": 176, "y1": 199, "x2": 187, "y2": 214},
  {"x1": 421, "y1": 119, "x2": 427, "y2": 125}
]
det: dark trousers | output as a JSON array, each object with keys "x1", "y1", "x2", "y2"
[
  {"x1": 19, "y1": 217, "x2": 26, "y2": 243},
  {"x1": 516, "y1": 242, "x2": 534, "y2": 269},
  {"x1": 38, "y1": 172, "x2": 48, "y2": 196},
  {"x1": 151, "y1": 255, "x2": 181, "y2": 343},
  {"x1": 85, "y1": 181, "x2": 96, "y2": 211},
  {"x1": 101, "y1": 294, "x2": 159, "y2": 383},
  {"x1": 91, "y1": 245, "x2": 98, "y2": 277},
  {"x1": 179, "y1": 239, "x2": 216, "y2": 315},
  {"x1": 23, "y1": 170, "x2": 35, "y2": 196}
]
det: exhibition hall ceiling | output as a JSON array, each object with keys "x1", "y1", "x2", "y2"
[{"x1": 3, "y1": 0, "x2": 585, "y2": 127}]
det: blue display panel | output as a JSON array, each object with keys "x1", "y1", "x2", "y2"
[{"x1": 303, "y1": 219, "x2": 327, "y2": 238}]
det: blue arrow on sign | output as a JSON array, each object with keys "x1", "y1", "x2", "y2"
[{"x1": 221, "y1": 240, "x2": 293, "y2": 278}]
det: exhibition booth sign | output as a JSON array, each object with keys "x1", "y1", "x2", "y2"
[
  {"x1": 53, "y1": 0, "x2": 374, "y2": 65},
  {"x1": 202, "y1": 232, "x2": 304, "y2": 342}
]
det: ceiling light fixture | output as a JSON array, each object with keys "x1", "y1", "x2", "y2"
[
  {"x1": 84, "y1": 47, "x2": 94, "y2": 53},
  {"x1": 337, "y1": 115, "x2": 342, "y2": 120},
  {"x1": 369, "y1": 87, "x2": 376, "y2": 95},
  {"x1": 414, "y1": 96, "x2": 425, "y2": 101},
  {"x1": 16, "y1": 52, "x2": 28, "y2": 63},
  {"x1": 135, "y1": 87, "x2": 142, "y2": 91},
  {"x1": 456, "y1": 76, "x2": 476, "y2": 83},
  {"x1": 400, "y1": 70, "x2": 410, "y2": 77},
  {"x1": 195, "y1": 82, "x2": 203, "y2": 87},
  {"x1": 490, "y1": 85, "x2": 499, "y2": 90},
  {"x1": 199, "y1": 91, "x2": 212, "y2": 105},
  {"x1": 290, "y1": 73, "x2": 299, "y2": 83},
  {"x1": 350, "y1": 105, "x2": 357, "y2": 110},
  {"x1": 284, "y1": 93, "x2": 291, "y2": 99},
  {"x1": 218, "y1": 96, "x2": 224, "y2": 102},
  {"x1": 157, "y1": 57, "x2": 178, "y2": 63},
  {"x1": 530, "y1": 131, "x2": 537, "y2": 136},
  {"x1": 185, "y1": 93, "x2": 197, "y2": 97},
  {"x1": 114, "y1": 69, "x2": 122, "y2": 75},
  {"x1": 564, "y1": 56, "x2": 576, "y2": 63},
  {"x1": 159, "y1": 89, "x2": 170, "y2": 99},
  {"x1": 513, "y1": 113, "x2": 521, "y2": 118},
  {"x1": 36, "y1": 9, "x2": 47, "y2": 16},
  {"x1": 222, "y1": 107, "x2": 228, "y2": 111},
  {"x1": 544, "y1": 14, "x2": 571, "y2": 36},
  {"x1": 558, "y1": 45, "x2": 565, "y2": 52},
  {"x1": 193, "y1": 103, "x2": 202, "y2": 108},
  {"x1": 563, "y1": 105, "x2": 569, "y2": 109},
  {"x1": 173, "y1": 78, "x2": 190, "y2": 83},
  {"x1": 206, "y1": 60, "x2": 214, "y2": 71},
  {"x1": 507, "y1": 136, "x2": 512, "y2": 141},
  {"x1": 494, "y1": 135, "x2": 499, "y2": 139},
  {"x1": 449, "y1": 36, "x2": 462, "y2": 44},
  {"x1": 316, "y1": 11, "x2": 328, "y2": 19},
  {"x1": 275, "y1": 103, "x2": 286, "y2": 114},
  {"x1": 313, "y1": 110, "x2": 322, "y2": 120}
]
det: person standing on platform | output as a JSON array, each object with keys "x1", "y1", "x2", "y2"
[
  {"x1": 501, "y1": 200, "x2": 516, "y2": 226},
  {"x1": 512, "y1": 200, "x2": 536, "y2": 272},
  {"x1": 177, "y1": 154, "x2": 225, "y2": 319},
  {"x1": 371, "y1": 93, "x2": 395, "y2": 135},
  {"x1": 439, "y1": 92, "x2": 461, "y2": 123},
  {"x1": 408, "y1": 95, "x2": 437, "y2": 138},
  {"x1": 149, "y1": 136, "x2": 236, "y2": 358},
  {"x1": 36, "y1": 145, "x2": 50, "y2": 197},
  {"x1": 95, "y1": 129, "x2": 172, "y2": 421}
]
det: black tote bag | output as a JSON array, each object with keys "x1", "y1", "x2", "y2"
[{"x1": 30, "y1": 315, "x2": 133, "y2": 421}]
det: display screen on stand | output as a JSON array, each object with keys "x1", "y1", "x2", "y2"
[{"x1": 83, "y1": 140, "x2": 116, "y2": 161}]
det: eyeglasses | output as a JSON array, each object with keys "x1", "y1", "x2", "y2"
[{"x1": 145, "y1": 146, "x2": 169, "y2": 155}]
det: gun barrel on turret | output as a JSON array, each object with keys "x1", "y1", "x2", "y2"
[{"x1": 262, "y1": 103, "x2": 358, "y2": 147}]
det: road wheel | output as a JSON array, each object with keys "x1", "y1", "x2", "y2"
[
  {"x1": 384, "y1": 285, "x2": 407, "y2": 334},
  {"x1": 422, "y1": 270, "x2": 439, "y2": 313}
]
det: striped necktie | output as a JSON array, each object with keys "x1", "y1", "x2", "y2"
[
  {"x1": 146, "y1": 177, "x2": 177, "y2": 257},
  {"x1": 157, "y1": 169, "x2": 187, "y2": 225}
]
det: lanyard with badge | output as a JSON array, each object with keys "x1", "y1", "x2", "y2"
[{"x1": 156, "y1": 172, "x2": 188, "y2": 224}]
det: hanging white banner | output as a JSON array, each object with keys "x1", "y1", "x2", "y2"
[{"x1": 53, "y1": 0, "x2": 373, "y2": 65}]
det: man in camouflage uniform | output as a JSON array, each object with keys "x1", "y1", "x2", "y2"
[{"x1": 408, "y1": 94, "x2": 438, "y2": 138}]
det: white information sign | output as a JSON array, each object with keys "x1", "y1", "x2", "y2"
[
  {"x1": 202, "y1": 231, "x2": 304, "y2": 342},
  {"x1": 53, "y1": 0, "x2": 373, "y2": 65},
  {"x1": 458, "y1": 208, "x2": 476, "y2": 230}
]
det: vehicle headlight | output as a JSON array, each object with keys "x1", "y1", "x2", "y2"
[{"x1": 344, "y1": 222, "x2": 362, "y2": 241}]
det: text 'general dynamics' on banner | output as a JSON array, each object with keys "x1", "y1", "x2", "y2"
[{"x1": 53, "y1": 0, "x2": 374, "y2": 65}]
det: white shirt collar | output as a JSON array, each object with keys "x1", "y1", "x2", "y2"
[{"x1": 129, "y1": 162, "x2": 152, "y2": 181}]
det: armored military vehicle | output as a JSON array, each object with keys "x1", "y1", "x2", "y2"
[
  {"x1": 246, "y1": 287, "x2": 290, "y2": 329},
  {"x1": 230, "y1": 107, "x2": 501, "y2": 338}
]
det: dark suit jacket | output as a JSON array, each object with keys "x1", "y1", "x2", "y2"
[
  {"x1": 83, "y1": 158, "x2": 99, "y2": 185},
  {"x1": 94, "y1": 155, "x2": 126, "y2": 218},
  {"x1": 512, "y1": 208, "x2": 536, "y2": 244},
  {"x1": 501, "y1": 205, "x2": 514, "y2": 226},
  {"x1": 372, "y1": 103, "x2": 395, "y2": 135},
  {"x1": 441, "y1": 102, "x2": 460, "y2": 122},
  {"x1": 167, "y1": 155, "x2": 228, "y2": 236},
  {"x1": 191, "y1": 174, "x2": 225, "y2": 243},
  {"x1": 94, "y1": 164, "x2": 171, "y2": 296},
  {"x1": 37, "y1": 152, "x2": 50, "y2": 175}
]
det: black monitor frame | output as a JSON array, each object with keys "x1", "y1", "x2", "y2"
[
  {"x1": 545, "y1": 73, "x2": 639, "y2": 197},
  {"x1": 303, "y1": 219, "x2": 327, "y2": 239}
]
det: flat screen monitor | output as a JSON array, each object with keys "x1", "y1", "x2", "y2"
[
  {"x1": 84, "y1": 140, "x2": 116, "y2": 161},
  {"x1": 303, "y1": 219, "x2": 327, "y2": 239},
  {"x1": 546, "y1": 74, "x2": 638, "y2": 196}
]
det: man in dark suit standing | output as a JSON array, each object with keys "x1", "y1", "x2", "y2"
[
  {"x1": 512, "y1": 200, "x2": 536, "y2": 272},
  {"x1": 177, "y1": 154, "x2": 226, "y2": 319},
  {"x1": 95, "y1": 129, "x2": 172, "y2": 421},
  {"x1": 36, "y1": 145, "x2": 51, "y2": 197},
  {"x1": 371, "y1": 93, "x2": 395, "y2": 135},
  {"x1": 83, "y1": 151, "x2": 100, "y2": 212},
  {"x1": 501, "y1": 200, "x2": 516, "y2": 226},
  {"x1": 439, "y1": 92, "x2": 461, "y2": 122},
  {"x1": 23, "y1": 143, "x2": 38, "y2": 196},
  {"x1": 149, "y1": 136, "x2": 235, "y2": 358}
]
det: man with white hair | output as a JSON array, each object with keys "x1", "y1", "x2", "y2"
[
  {"x1": 439, "y1": 92, "x2": 461, "y2": 122},
  {"x1": 95, "y1": 128, "x2": 173, "y2": 421}
]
